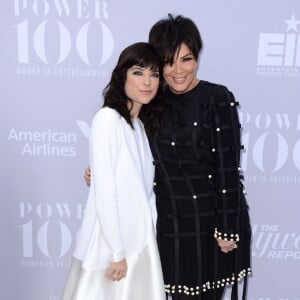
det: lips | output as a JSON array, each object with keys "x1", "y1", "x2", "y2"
[
  {"x1": 140, "y1": 90, "x2": 153, "y2": 95},
  {"x1": 172, "y1": 76, "x2": 186, "y2": 83}
]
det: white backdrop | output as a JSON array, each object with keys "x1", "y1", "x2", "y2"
[{"x1": 1, "y1": 1, "x2": 300, "y2": 299}]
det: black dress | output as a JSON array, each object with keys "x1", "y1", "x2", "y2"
[{"x1": 150, "y1": 81, "x2": 251, "y2": 299}]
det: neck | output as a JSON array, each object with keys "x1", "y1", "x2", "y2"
[{"x1": 127, "y1": 100, "x2": 142, "y2": 119}]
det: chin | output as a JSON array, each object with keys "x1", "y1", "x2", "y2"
[{"x1": 170, "y1": 87, "x2": 188, "y2": 94}]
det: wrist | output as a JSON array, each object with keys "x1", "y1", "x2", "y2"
[{"x1": 214, "y1": 228, "x2": 240, "y2": 242}]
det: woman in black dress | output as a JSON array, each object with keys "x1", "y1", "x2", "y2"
[{"x1": 147, "y1": 14, "x2": 251, "y2": 300}]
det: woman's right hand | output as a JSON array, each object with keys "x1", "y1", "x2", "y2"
[
  {"x1": 105, "y1": 258, "x2": 128, "y2": 281},
  {"x1": 84, "y1": 166, "x2": 91, "y2": 186}
]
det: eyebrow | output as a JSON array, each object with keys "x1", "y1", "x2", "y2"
[
  {"x1": 180, "y1": 53, "x2": 193, "y2": 58},
  {"x1": 130, "y1": 66, "x2": 159, "y2": 72},
  {"x1": 173, "y1": 52, "x2": 193, "y2": 61},
  {"x1": 130, "y1": 66, "x2": 144, "y2": 70}
]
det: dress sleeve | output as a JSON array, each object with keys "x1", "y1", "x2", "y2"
[
  {"x1": 89, "y1": 108, "x2": 125, "y2": 261},
  {"x1": 210, "y1": 85, "x2": 245, "y2": 243}
]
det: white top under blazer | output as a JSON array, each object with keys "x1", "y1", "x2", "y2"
[{"x1": 73, "y1": 107, "x2": 158, "y2": 271}]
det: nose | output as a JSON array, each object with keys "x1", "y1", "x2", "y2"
[
  {"x1": 174, "y1": 60, "x2": 182, "y2": 73},
  {"x1": 143, "y1": 74, "x2": 151, "y2": 85}
]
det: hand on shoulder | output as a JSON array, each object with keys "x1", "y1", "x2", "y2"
[{"x1": 84, "y1": 166, "x2": 91, "y2": 186}]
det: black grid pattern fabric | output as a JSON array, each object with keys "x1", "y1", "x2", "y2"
[{"x1": 150, "y1": 81, "x2": 251, "y2": 299}]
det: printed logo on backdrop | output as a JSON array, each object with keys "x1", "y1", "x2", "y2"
[
  {"x1": 256, "y1": 14, "x2": 300, "y2": 77},
  {"x1": 252, "y1": 224, "x2": 300, "y2": 260},
  {"x1": 14, "y1": 0, "x2": 113, "y2": 78},
  {"x1": 8, "y1": 127, "x2": 77, "y2": 157},
  {"x1": 7, "y1": 117, "x2": 92, "y2": 157},
  {"x1": 16, "y1": 121, "x2": 90, "y2": 266},
  {"x1": 19, "y1": 201, "x2": 84, "y2": 268},
  {"x1": 240, "y1": 112, "x2": 300, "y2": 185},
  {"x1": 7, "y1": 119, "x2": 92, "y2": 157}
]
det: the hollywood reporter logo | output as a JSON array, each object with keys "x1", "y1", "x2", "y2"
[
  {"x1": 20, "y1": 202, "x2": 83, "y2": 258},
  {"x1": 252, "y1": 224, "x2": 300, "y2": 260},
  {"x1": 240, "y1": 112, "x2": 300, "y2": 173},
  {"x1": 14, "y1": 0, "x2": 113, "y2": 66}
]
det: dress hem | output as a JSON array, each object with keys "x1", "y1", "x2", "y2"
[{"x1": 164, "y1": 267, "x2": 251, "y2": 296}]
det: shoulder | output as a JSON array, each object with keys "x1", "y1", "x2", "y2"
[
  {"x1": 90, "y1": 107, "x2": 122, "y2": 137},
  {"x1": 90, "y1": 107, "x2": 123, "y2": 144},
  {"x1": 203, "y1": 81, "x2": 235, "y2": 107},
  {"x1": 203, "y1": 80, "x2": 232, "y2": 95},
  {"x1": 93, "y1": 107, "x2": 121, "y2": 125}
]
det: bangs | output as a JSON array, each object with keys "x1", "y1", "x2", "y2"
[
  {"x1": 149, "y1": 14, "x2": 202, "y2": 65},
  {"x1": 131, "y1": 53, "x2": 160, "y2": 71},
  {"x1": 117, "y1": 42, "x2": 162, "y2": 74},
  {"x1": 162, "y1": 37, "x2": 194, "y2": 65}
]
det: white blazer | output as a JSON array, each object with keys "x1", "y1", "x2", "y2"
[{"x1": 73, "y1": 107, "x2": 157, "y2": 271}]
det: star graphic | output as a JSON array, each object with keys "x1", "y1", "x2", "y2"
[{"x1": 284, "y1": 14, "x2": 300, "y2": 32}]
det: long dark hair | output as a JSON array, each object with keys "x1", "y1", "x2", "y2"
[
  {"x1": 103, "y1": 42, "x2": 164, "y2": 136},
  {"x1": 148, "y1": 14, "x2": 203, "y2": 65}
]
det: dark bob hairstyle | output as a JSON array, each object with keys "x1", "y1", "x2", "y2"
[{"x1": 103, "y1": 42, "x2": 164, "y2": 136}]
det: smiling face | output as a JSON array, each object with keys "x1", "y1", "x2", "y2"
[
  {"x1": 125, "y1": 65, "x2": 160, "y2": 118},
  {"x1": 163, "y1": 43, "x2": 199, "y2": 94}
]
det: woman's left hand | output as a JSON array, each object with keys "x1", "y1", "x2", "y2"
[
  {"x1": 105, "y1": 258, "x2": 128, "y2": 281},
  {"x1": 216, "y1": 238, "x2": 237, "y2": 253}
]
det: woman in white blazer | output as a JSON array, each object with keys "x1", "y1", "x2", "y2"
[{"x1": 62, "y1": 42, "x2": 166, "y2": 300}]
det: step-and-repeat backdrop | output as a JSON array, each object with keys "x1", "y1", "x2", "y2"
[{"x1": 1, "y1": 1, "x2": 299, "y2": 299}]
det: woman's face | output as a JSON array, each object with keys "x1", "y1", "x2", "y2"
[
  {"x1": 163, "y1": 43, "x2": 198, "y2": 94},
  {"x1": 125, "y1": 65, "x2": 160, "y2": 117}
]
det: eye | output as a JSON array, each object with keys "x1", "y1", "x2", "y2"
[
  {"x1": 182, "y1": 56, "x2": 193, "y2": 62},
  {"x1": 151, "y1": 72, "x2": 159, "y2": 78},
  {"x1": 132, "y1": 70, "x2": 143, "y2": 76}
]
